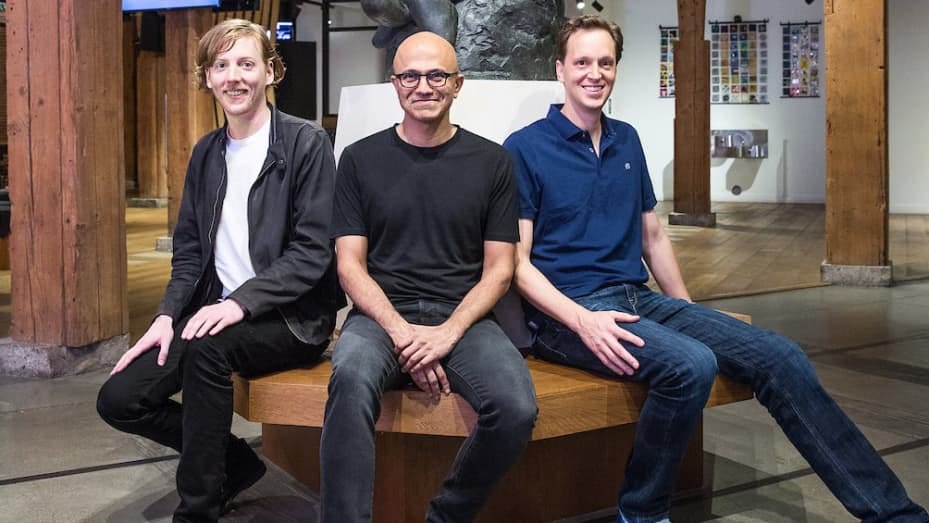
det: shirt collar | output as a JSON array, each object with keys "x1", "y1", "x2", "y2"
[{"x1": 545, "y1": 104, "x2": 616, "y2": 142}]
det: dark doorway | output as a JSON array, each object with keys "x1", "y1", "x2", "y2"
[{"x1": 276, "y1": 41, "x2": 317, "y2": 121}]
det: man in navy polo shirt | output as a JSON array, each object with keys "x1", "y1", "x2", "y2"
[{"x1": 504, "y1": 15, "x2": 927, "y2": 523}]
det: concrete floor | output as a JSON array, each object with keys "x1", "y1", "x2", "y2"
[{"x1": 2, "y1": 281, "x2": 928, "y2": 522}]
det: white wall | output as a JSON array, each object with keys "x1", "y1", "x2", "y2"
[
  {"x1": 888, "y1": 0, "x2": 929, "y2": 214},
  {"x1": 333, "y1": 80, "x2": 564, "y2": 162},
  {"x1": 608, "y1": 0, "x2": 826, "y2": 204}
]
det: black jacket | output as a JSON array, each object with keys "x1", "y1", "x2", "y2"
[{"x1": 157, "y1": 106, "x2": 343, "y2": 346}]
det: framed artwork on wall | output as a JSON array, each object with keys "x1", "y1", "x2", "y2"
[
  {"x1": 709, "y1": 18, "x2": 769, "y2": 104},
  {"x1": 781, "y1": 21, "x2": 821, "y2": 98},
  {"x1": 659, "y1": 26, "x2": 678, "y2": 98}
]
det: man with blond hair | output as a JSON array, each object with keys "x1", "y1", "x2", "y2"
[
  {"x1": 505, "y1": 14, "x2": 928, "y2": 523},
  {"x1": 96, "y1": 19, "x2": 341, "y2": 522}
]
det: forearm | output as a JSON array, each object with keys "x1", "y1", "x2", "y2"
[
  {"x1": 643, "y1": 234, "x2": 691, "y2": 301},
  {"x1": 514, "y1": 258, "x2": 589, "y2": 332},
  {"x1": 444, "y1": 264, "x2": 512, "y2": 338},
  {"x1": 339, "y1": 261, "x2": 409, "y2": 339}
]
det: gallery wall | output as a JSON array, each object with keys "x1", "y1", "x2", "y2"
[
  {"x1": 606, "y1": 0, "x2": 825, "y2": 204},
  {"x1": 294, "y1": 0, "x2": 926, "y2": 213}
]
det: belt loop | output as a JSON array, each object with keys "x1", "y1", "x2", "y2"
[{"x1": 624, "y1": 284, "x2": 638, "y2": 314}]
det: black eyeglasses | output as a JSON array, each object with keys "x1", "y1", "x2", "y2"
[{"x1": 393, "y1": 70, "x2": 459, "y2": 88}]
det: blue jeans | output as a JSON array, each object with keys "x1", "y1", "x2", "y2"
[
  {"x1": 319, "y1": 301, "x2": 538, "y2": 523},
  {"x1": 529, "y1": 284, "x2": 928, "y2": 523}
]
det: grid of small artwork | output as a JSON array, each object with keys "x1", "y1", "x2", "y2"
[
  {"x1": 659, "y1": 26, "x2": 678, "y2": 98},
  {"x1": 710, "y1": 20, "x2": 768, "y2": 104},
  {"x1": 782, "y1": 23, "x2": 821, "y2": 97}
]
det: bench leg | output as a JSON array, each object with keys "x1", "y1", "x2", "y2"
[{"x1": 261, "y1": 419, "x2": 705, "y2": 522}]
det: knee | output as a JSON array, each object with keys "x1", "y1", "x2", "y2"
[
  {"x1": 760, "y1": 332, "x2": 816, "y2": 382},
  {"x1": 505, "y1": 396, "x2": 538, "y2": 438},
  {"x1": 482, "y1": 387, "x2": 538, "y2": 439},
  {"x1": 676, "y1": 345, "x2": 719, "y2": 392},
  {"x1": 326, "y1": 362, "x2": 385, "y2": 417},
  {"x1": 96, "y1": 376, "x2": 139, "y2": 427}
]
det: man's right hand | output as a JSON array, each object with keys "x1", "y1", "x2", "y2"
[
  {"x1": 575, "y1": 309, "x2": 644, "y2": 376},
  {"x1": 386, "y1": 320, "x2": 451, "y2": 398},
  {"x1": 385, "y1": 320, "x2": 415, "y2": 354},
  {"x1": 409, "y1": 360, "x2": 451, "y2": 399},
  {"x1": 110, "y1": 315, "x2": 174, "y2": 375}
]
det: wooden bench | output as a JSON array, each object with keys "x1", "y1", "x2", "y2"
[{"x1": 233, "y1": 323, "x2": 754, "y2": 522}]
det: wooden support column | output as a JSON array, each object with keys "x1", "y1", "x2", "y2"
[
  {"x1": 822, "y1": 0, "x2": 891, "y2": 285},
  {"x1": 2, "y1": 0, "x2": 129, "y2": 377},
  {"x1": 160, "y1": 9, "x2": 215, "y2": 251},
  {"x1": 670, "y1": 0, "x2": 715, "y2": 227},
  {"x1": 135, "y1": 50, "x2": 168, "y2": 205},
  {"x1": 123, "y1": 15, "x2": 139, "y2": 200}
]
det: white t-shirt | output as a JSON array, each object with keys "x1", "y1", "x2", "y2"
[{"x1": 214, "y1": 119, "x2": 271, "y2": 298}]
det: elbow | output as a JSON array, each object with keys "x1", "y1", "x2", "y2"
[
  {"x1": 499, "y1": 270, "x2": 514, "y2": 292},
  {"x1": 512, "y1": 261, "x2": 528, "y2": 292},
  {"x1": 490, "y1": 260, "x2": 515, "y2": 295}
]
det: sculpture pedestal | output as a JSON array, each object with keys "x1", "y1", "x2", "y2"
[{"x1": 333, "y1": 80, "x2": 564, "y2": 160}]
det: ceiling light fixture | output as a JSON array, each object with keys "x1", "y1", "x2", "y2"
[{"x1": 591, "y1": 0, "x2": 603, "y2": 11}]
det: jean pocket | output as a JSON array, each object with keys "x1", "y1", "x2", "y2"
[{"x1": 533, "y1": 321, "x2": 573, "y2": 363}]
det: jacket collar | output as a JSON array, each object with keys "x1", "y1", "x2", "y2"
[
  {"x1": 217, "y1": 103, "x2": 286, "y2": 176},
  {"x1": 265, "y1": 104, "x2": 286, "y2": 175}
]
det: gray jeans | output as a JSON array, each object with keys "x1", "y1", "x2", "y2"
[{"x1": 319, "y1": 301, "x2": 537, "y2": 523}]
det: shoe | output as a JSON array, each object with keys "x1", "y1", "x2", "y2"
[{"x1": 221, "y1": 437, "x2": 267, "y2": 514}]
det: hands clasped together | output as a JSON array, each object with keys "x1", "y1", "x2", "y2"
[{"x1": 388, "y1": 321, "x2": 462, "y2": 399}]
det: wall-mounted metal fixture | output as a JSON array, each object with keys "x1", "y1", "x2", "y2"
[{"x1": 711, "y1": 129, "x2": 769, "y2": 158}]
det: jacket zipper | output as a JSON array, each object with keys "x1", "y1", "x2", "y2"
[
  {"x1": 207, "y1": 158, "x2": 227, "y2": 248},
  {"x1": 192, "y1": 149, "x2": 228, "y2": 297}
]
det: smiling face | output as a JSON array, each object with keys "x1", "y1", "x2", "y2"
[
  {"x1": 391, "y1": 32, "x2": 463, "y2": 125},
  {"x1": 556, "y1": 28, "x2": 617, "y2": 121},
  {"x1": 205, "y1": 35, "x2": 273, "y2": 123}
]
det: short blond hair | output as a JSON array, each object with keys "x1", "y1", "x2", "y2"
[
  {"x1": 195, "y1": 19, "x2": 285, "y2": 91},
  {"x1": 557, "y1": 15, "x2": 624, "y2": 63}
]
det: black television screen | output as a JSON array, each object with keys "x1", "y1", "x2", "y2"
[{"x1": 122, "y1": 0, "x2": 220, "y2": 12}]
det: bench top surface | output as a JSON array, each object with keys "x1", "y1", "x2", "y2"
[{"x1": 234, "y1": 356, "x2": 753, "y2": 440}]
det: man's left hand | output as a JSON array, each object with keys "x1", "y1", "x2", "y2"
[
  {"x1": 180, "y1": 299, "x2": 246, "y2": 340},
  {"x1": 396, "y1": 324, "x2": 461, "y2": 373}
]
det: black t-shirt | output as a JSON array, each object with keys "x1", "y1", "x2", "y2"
[{"x1": 332, "y1": 126, "x2": 518, "y2": 306}]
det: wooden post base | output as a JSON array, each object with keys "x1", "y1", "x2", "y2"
[
  {"x1": 669, "y1": 212, "x2": 717, "y2": 228},
  {"x1": 261, "y1": 420, "x2": 704, "y2": 523}
]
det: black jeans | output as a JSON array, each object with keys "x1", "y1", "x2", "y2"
[
  {"x1": 320, "y1": 302, "x2": 538, "y2": 523},
  {"x1": 96, "y1": 311, "x2": 324, "y2": 523}
]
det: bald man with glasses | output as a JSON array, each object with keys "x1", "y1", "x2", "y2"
[{"x1": 319, "y1": 31, "x2": 537, "y2": 523}]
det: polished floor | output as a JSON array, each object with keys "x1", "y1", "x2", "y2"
[{"x1": 1, "y1": 204, "x2": 928, "y2": 522}]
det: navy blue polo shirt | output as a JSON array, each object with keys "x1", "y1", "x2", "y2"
[{"x1": 503, "y1": 104, "x2": 657, "y2": 300}]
